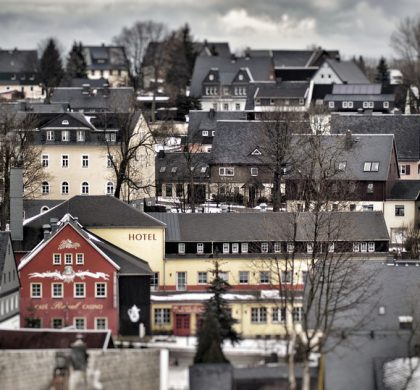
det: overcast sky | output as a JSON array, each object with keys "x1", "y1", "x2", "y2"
[{"x1": 0, "y1": 0, "x2": 417, "y2": 60}]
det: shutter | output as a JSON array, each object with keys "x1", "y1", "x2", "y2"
[{"x1": 406, "y1": 165, "x2": 411, "y2": 175}]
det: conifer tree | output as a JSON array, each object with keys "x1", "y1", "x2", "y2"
[
  {"x1": 39, "y1": 38, "x2": 64, "y2": 100},
  {"x1": 375, "y1": 56, "x2": 390, "y2": 85},
  {"x1": 66, "y1": 41, "x2": 87, "y2": 79},
  {"x1": 194, "y1": 261, "x2": 241, "y2": 364}
]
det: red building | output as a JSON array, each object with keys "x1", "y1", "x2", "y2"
[{"x1": 18, "y1": 214, "x2": 152, "y2": 335}]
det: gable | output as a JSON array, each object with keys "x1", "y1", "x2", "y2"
[{"x1": 41, "y1": 113, "x2": 93, "y2": 130}]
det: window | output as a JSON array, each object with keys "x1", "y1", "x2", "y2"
[
  {"x1": 367, "y1": 183, "x2": 374, "y2": 194},
  {"x1": 261, "y1": 242, "x2": 269, "y2": 253},
  {"x1": 395, "y1": 205, "x2": 405, "y2": 216},
  {"x1": 82, "y1": 155, "x2": 89, "y2": 168},
  {"x1": 292, "y1": 307, "x2": 303, "y2": 322},
  {"x1": 197, "y1": 243, "x2": 204, "y2": 254},
  {"x1": 155, "y1": 308, "x2": 171, "y2": 325},
  {"x1": 361, "y1": 242, "x2": 368, "y2": 252},
  {"x1": 260, "y1": 271, "x2": 270, "y2": 284},
  {"x1": 273, "y1": 242, "x2": 281, "y2": 253},
  {"x1": 62, "y1": 155, "x2": 69, "y2": 167},
  {"x1": 251, "y1": 307, "x2": 267, "y2": 323},
  {"x1": 399, "y1": 316, "x2": 413, "y2": 330},
  {"x1": 198, "y1": 272, "x2": 208, "y2": 284},
  {"x1": 53, "y1": 253, "x2": 61, "y2": 265},
  {"x1": 328, "y1": 101, "x2": 335, "y2": 108},
  {"x1": 52, "y1": 283, "x2": 63, "y2": 298},
  {"x1": 81, "y1": 182, "x2": 89, "y2": 194},
  {"x1": 52, "y1": 318, "x2": 63, "y2": 329},
  {"x1": 368, "y1": 242, "x2": 375, "y2": 252},
  {"x1": 272, "y1": 307, "x2": 286, "y2": 323},
  {"x1": 219, "y1": 272, "x2": 228, "y2": 282},
  {"x1": 46, "y1": 131, "x2": 54, "y2": 141},
  {"x1": 178, "y1": 243, "x2": 185, "y2": 255},
  {"x1": 62, "y1": 120, "x2": 69, "y2": 125},
  {"x1": 105, "y1": 133, "x2": 117, "y2": 143},
  {"x1": 95, "y1": 318, "x2": 108, "y2": 330},
  {"x1": 223, "y1": 243, "x2": 230, "y2": 254},
  {"x1": 400, "y1": 165, "x2": 409, "y2": 175},
  {"x1": 42, "y1": 155, "x2": 49, "y2": 167},
  {"x1": 223, "y1": 103, "x2": 229, "y2": 111},
  {"x1": 287, "y1": 242, "x2": 294, "y2": 253},
  {"x1": 106, "y1": 182, "x2": 114, "y2": 195},
  {"x1": 95, "y1": 283, "x2": 107, "y2": 298},
  {"x1": 171, "y1": 167, "x2": 177, "y2": 173},
  {"x1": 74, "y1": 283, "x2": 85, "y2": 298},
  {"x1": 42, "y1": 181, "x2": 50, "y2": 195},
  {"x1": 235, "y1": 103, "x2": 241, "y2": 110},
  {"x1": 328, "y1": 243, "x2": 335, "y2": 253},
  {"x1": 353, "y1": 242, "x2": 360, "y2": 252},
  {"x1": 219, "y1": 167, "x2": 234, "y2": 176},
  {"x1": 232, "y1": 243, "x2": 239, "y2": 254},
  {"x1": 74, "y1": 318, "x2": 86, "y2": 330},
  {"x1": 31, "y1": 283, "x2": 42, "y2": 298},
  {"x1": 176, "y1": 184, "x2": 183, "y2": 197},
  {"x1": 77, "y1": 130, "x2": 85, "y2": 142},
  {"x1": 307, "y1": 243, "x2": 313, "y2": 254},
  {"x1": 209, "y1": 74, "x2": 214, "y2": 81},
  {"x1": 76, "y1": 253, "x2": 84, "y2": 265},
  {"x1": 61, "y1": 181, "x2": 69, "y2": 195},
  {"x1": 202, "y1": 130, "x2": 208, "y2": 136},
  {"x1": 251, "y1": 167, "x2": 258, "y2": 176},
  {"x1": 61, "y1": 130, "x2": 70, "y2": 142},
  {"x1": 383, "y1": 101, "x2": 389, "y2": 109},
  {"x1": 176, "y1": 272, "x2": 187, "y2": 291},
  {"x1": 239, "y1": 271, "x2": 249, "y2": 284},
  {"x1": 165, "y1": 185, "x2": 172, "y2": 197},
  {"x1": 363, "y1": 204, "x2": 374, "y2": 211},
  {"x1": 338, "y1": 161, "x2": 346, "y2": 171},
  {"x1": 150, "y1": 272, "x2": 159, "y2": 290},
  {"x1": 364, "y1": 162, "x2": 380, "y2": 172},
  {"x1": 65, "y1": 253, "x2": 72, "y2": 265},
  {"x1": 241, "y1": 243, "x2": 248, "y2": 253},
  {"x1": 281, "y1": 271, "x2": 292, "y2": 283}
]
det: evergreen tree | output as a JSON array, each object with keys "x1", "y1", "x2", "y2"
[
  {"x1": 66, "y1": 41, "x2": 87, "y2": 79},
  {"x1": 175, "y1": 94, "x2": 201, "y2": 121},
  {"x1": 194, "y1": 261, "x2": 241, "y2": 364},
  {"x1": 375, "y1": 56, "x2": 390, "y2": 85},
  {"x1": 39, "y1": 38, "x2": 64, "y2": 100}
]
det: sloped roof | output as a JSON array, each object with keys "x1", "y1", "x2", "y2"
[
  {"x1": 272, "y1": 50, "x2": 314, "y2": 67},
  {"x1": 18, "y1": 196, "x2": 165, "y2": 252},
  {"x1": 50, "y1": 87, "x2": 134, "y2": 112},
  {"x1": 198, "y1": 42, "x2": 231, "y2": 57},
  {"x1": 0, "y1": 232, "x2": 10, "y2": 275},
  {"x1": 255, "y1": 82, "x2": 309, "y2": 99},
  {"x1": 0, "y1": 50, "x2": 37, "y2": 73},
  {"x1": 331, "y1": 113, "x2": 420, "y2": 161},
  {"x1": 332, "y1": 84, "x2": 382, "y2": 95},
  {"x1": 156, "y1": 152, "x2": 211, "y2": 182},
  {"x1": 41, "y1": 112, "x2": 96, "y2": 130},
  {"x1": 325, "y1": 59, "x2": 370, "y2": 83},
  {"x1": 324, "y1": 94, "x2": 395, "y2": 102},
  {"x1": 190, "y1": 56, "x2": 274, "y2": 97},
  {"x1": 83, "y1": 46, "x2": 128, "y2": 70},
  {"x1": 388, "y1": 180, "x2": 420, "y2": 200},
  {"x1": 150, "y1": 212, "x2": 389, "y2": 242}
]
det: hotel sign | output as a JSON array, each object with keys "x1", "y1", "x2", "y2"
[{"x1": 34, "y1": 302, "x2": 104, "y2": 310}]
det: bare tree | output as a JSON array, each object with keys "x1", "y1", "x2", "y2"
[
  {"x1": 0, "y1": 109, "x2": 49, "y2": 229},
  {"x1": 391, "y1": 15, "x2": 420, "y2": 90}
]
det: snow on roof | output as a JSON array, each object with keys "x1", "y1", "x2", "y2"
[
  {"x1": 383, "y1": 357, "x2": 420, "y2": 390},
  {"x1": 151, "y1": 293, "x2": 256, "y2": 302}
]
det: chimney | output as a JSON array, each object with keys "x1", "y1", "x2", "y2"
[
  {"x1": 345, "y1": 129, "x2": 353, "y2": 150},
  {"x1": 10, "y1": 167, "x2": 23, "y2": 241},
  {"x1": 208, "y1": 108, "x2": 216, "y2": 119},
  {"x1": 50, "y1": 218, "x2": 59, "y2": 233},
  {"x1": 81, "y1": 84, "x2": 91, "y2": 95},
  {"x1": 42, "y1": 224, "x2": 51, "y2": 239}
]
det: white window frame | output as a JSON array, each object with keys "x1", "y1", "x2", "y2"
[
  {"x1": 261, "y1": 242, "x2": 269, "y2": 253},
  {"x1": 272, "y1": 307, "x2": 286, "y2": 323},
  {"x1": 239, "y1": 271, "x2": 249, "y2": 284},
  {"x1": 82, "y1": 155, "x2": 89, "y2": 168},
  {"x1": 328, "y1": 243, "x2": 335, "y2": 253},
  {"x1": 307, "y1": 243, "x2": 313, "y2": 254},
  {"x1": 30, "y1": 283, "x2": 42, "y2": 298},
  {"x1": 106, "y1": 182, "x2": 114, "y2": 195},
  {"x1": 61, "y1": 181, "x2": 69, "y2": 195},
  {"x1": 46, "y1": 130, "x2": 54, "y2": 141},
  {"x1": 77, "y1": 130, "x2": 85, "y2": 142},
  {"x1": 61, "y1": 130, "x2": 70, "y2": 142},
  {"x1": 197, "y1": 272, "x2": 208, "y2": 284},
  {"x1": 361, "y1": 242, "x2": 368, "y2": 252},
  {"x1": 74, "y1": 317, "x2": 86, "y2": 330},
  {"x1": 260, "y1": 271, "x2": 270, "y2": 284},
  {"x1": 154, "y1": 308, "x2": 171, "y2": 325},
  {"x1": 383, "y1": 101, "x2": 389, "y2": 108},
  {"x1": 61, "y1": 154, "x2": 69, "y2": 168},
  {"x1": 53, "y1": 253, "x2": 61, "y2": 265},
  {"x1": 95, "y1": 282, "x2": 107, "y2": 298},
  {"x1": 328, "y1": 101, "x2": 335, "y2": 108},
  {"x1": 176, "y1": 272, "x2": 187, "y2": 291},
  {"x1": 52, "y1": 283, "x2": 63, "y2": 298},
  {"x1": 178, "y1": 243, "x2": 185, "y2": 255},
  {"x1": 95, "y1": 317, "x2": 108, "y2": 330},
  {"x1": 81, "y1": 182, "x2": 89, "y2": 194},
  {"x1": 42, "y1": 154, "x2": 49, "y2": 167},
  {"x1": 274, "y1": 242, "x2": 281, "y2": 253},
  {"x1": 202, "y1": 130, "x2": 208, "y2": 136},
  {"x1": 219, "y1": 167, "x2": 235, "y2": 176},
  {"x1": 241, "y1": 243, "x2": 248, "y2": 253},
  {"x1": 76, "y1": 253, "x2": 84, "y2": 265},
  {"x1": 353, "y1": 242, "x2": 360, "y2": 252},
  {"x1": 223, "y1": 243, "x2": 230, "y2": 254},
  {"x1": 251, "y1": 307, "x2": 267, "y2": 323},
  {"x1": 197, "y1": 243, "x2": 204, "y2": 254},
  {"x1": 287, "y1": 242, "x2": 294, "y2": 253},
  {"x1": 251, "y1": 167, "x2": 258, "y2": 176},
  {"x1": 292, "y1": 307, "x2": 303, "y2": 322},
  {"x1": 368, "y1": 242, "x2": 375, "y2": 252},
  {"x1": 219, "y1": 272, "x2": 228, "y2": 282},
  {"x1": 65, "y1": 253, "x2": 72, "y2": 265},
  {"x1": 42, "y1": 181, "x2": 50, "y2": 195},
  {"x1": 74, "y1": 283, "x2": 86, "y2": 298},
  {"x1": 281, "y1": 271, "x2": 292, "y2": 284},
  {"x1": 232, "y1": 243, "x2": 239, "y2": 254}
]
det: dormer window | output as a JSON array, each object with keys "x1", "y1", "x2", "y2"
[
  {"x1": 171, "y1": 167, "x2": 177, "y2": 173},
  {"x1": 383, "y1": 101, "x2": 389, "y2": 108},
  {"x1": 11, "y1": 74, "x2": 16, "y2": 80},
  {"x1": 209, "y1": 74, "x2": 214, "y2": 81},
  {"x1": 363, "y1": 162, "x2": 379, "y2": 172},
  {"x1": 238, "y1": 74, "x2": 244, "y2": 81},
  {"x1": 77, "y1": 130, "x2": 85, "y2": 142},
  {"x1": 338, "y1": 161, "x2": 347, "y2": 171},
  {"x1": 251, "y1": 149, "x2": 261, "y2": 156},
  {"x1": 160, "y1": 166, "x2": 166, "y2": 173},
  {"x1": 61, "y1": 131, "x2": 70, "y2": 142},
  {"x1": 46, "y1": 131, "x2": 54, "y2": 141},
  {"x1": 212, "y1": 131, "x2": 215, "y2": 136},
  {"x1": 62, "y1": 120, "x2": 69, "y2": 125},
  {"x1": 200, "y1": 166, "x2": 207, "y2": 173},
  {"x1": 251, "y1": 167, "x2": 258, "y2": 176},
  {"x1": 202, "y1": 130, "x2": 208, "y2": 136}
]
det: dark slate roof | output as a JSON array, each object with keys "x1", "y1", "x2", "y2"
[
  {"x1": 83, "y1": 46, "x2": 128, "y2": 70},
  {"x1": 324, "y1": 94, "x2": 394, "y2": 102},
  {"x1": 149, "y1": 211, "x2": 389, "y2": 242},
  {"x1": 50, "y1": 87, "x2": 134, "y2": 112},
  {"x1": 324, "y1": 260, "x2": 420, "y2": 390},
  {"x1": 332, "y1": 84, "x2": 382, "y2": 94},
  {"x1": 18, "y1": 196, "x2": 165, "y2": 252},
  {"x1": 65, "y1": 77, "x2": 108, "y2": 88},
  {"x1": 0, "y1": 50, "x2": 37, "y2": 73},
  {"x1": 255, "y1": 82, "x2": 309, "y2": 98},
  {"x1": 0, "y1": 232, "x2": 10, "y2": 274},
  {"x1": 0, "y1": 329, "x2": 113, "y2": 349},
  {"x1": 272, "y1": 50, "x2": 314, "y2": 67},
  {"x1": 23, "y1": 200, "x2": 63, "y2": 220},
  {"x1": 190, "y1": 56, "x2": 274, "y2": 97},
  {"x1": 275, "y1": 68, "x2": 317, "y2": 81},
  {"x1": 388, "y1": 180, "x2": 420, "y2": 200},
  {"x1": 325, "y1": 59, "x2": 370, "y2": 83},
  {"x1": 187, "y1": 110, "x2": 247, "y2": 142},
  {"x1": 40, "y1": 112, "x2": 95, "y2": 130},
  {"x1": 156, "y1": 152, "x2": 211, "y2": 182},
  {"x1": 331, "y1": 113, "x2": 420, "y2": 161},
  {"x1": 198, "y1": 42, "x2": 231, "y2": 57}
]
